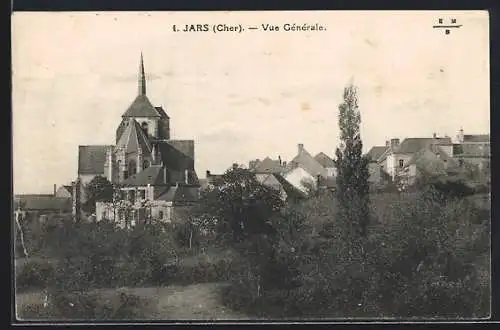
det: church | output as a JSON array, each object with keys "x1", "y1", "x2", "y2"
[{"x1": 74, "y1": 53, "x2": 200, "y2": 225}]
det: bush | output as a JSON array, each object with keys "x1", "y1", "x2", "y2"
[
  {"x1": 16, "y1": 259, "x2": 55, "y2": 292},
  {"x1": 221, "y1": 188, "x2": 490, "y2": 319}
]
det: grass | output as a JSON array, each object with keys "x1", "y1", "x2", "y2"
[{"x1": 16, "y1": 283, "x2": 252, "y2": 321}]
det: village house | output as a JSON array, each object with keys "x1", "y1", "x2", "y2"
[
  {"x1": 365, "y1": 128, "x2": 490, "y2": 187},
  {"x1": 14, "y1": 186, "x2": 73, "y2": 223},
  {"x1": 399, "y1": 143, "x2": 460, "y2": 187},
  {"x1": 453, "y1": 128, "x2": 490, "y2": 170},
  {"x1": 246, "y1": 143, "x2": 337, "y2": 197},
  {"x1": 74, "y1": 53, "x2": 200, "y2": 226}
]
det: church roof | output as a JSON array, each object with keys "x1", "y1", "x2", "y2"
[
  {"x1": 158, "y1": 141, "x2": 195, "y2": 171},
  {"x1": 116, "y1": 118, "x2": 153, "y2": 154},
  {"x1": 121, "y1": 165, "x2": 166, "y2": 186},
  {"x1": 121, "y1": 54, "x2": 164, "y2": 118},
  {"x1": 122, "y1": 94, "x2": 162, "y2": 118},
  {"x1": 78, "y1": 145, "x2": 111, "y2": 175},
  {"x1": 155, "y1": 106, "x2": 170, "y2": 119},
  {"x1": 167, "y1": 140, "x2": 194, "y2": 160}
]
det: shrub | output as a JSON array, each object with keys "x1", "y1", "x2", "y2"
[
  {"x1": 16, "y1": 259, "x2": 55, "y2": 292},
  {"x1": 221, "y1": 188, "x2": 490, "y2": 319}
]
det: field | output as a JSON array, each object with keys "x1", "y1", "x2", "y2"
[{"x1": 16, "y1": 283, "x2": 251, "y2": 321}]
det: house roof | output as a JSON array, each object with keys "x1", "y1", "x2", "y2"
[
  {"x1": 395, "y1": 137, "x2": 452, "y2": 154},
  {"x1": 406, "y1": 145, "x2": 458, "y2": 168},
  {"x1": 463, "y1": 134, "x2": 489, "y2": 143},
  {"x1": 272, "y1": 173, "x2": 308, "y2": 199},
  {"x1": 14, "y1": 195, "x2": 72, "y2": 212},
  {"x1": 289, "y1": 147, "x2": 328, "y2": 178},
  {"x1": 122, "y1": 94, "x2": 162, "y2": 118},
  {"x1": 78, "y1": 145, "x2": 111, "y2": 175},
  {"x1": 116, "y1": 118, "x2": 153, "y2": 154},
  {"x1": 157, "y1": 185, "x2": 199, "y2": 203},
  {"x1": 314, "y1": 152, "x2": 335, "y2": 168},
  {"x1": 453, "y1": 143, "x2": 490, "y2": 158},
  {"x1": 253, "y1": 157, "x2": 282, "y2": 174},
  {"x1": 366, "y1": 146, "x2": 388, "y2": 162},
  {"x1": 255, "y1": 173, "x2": 282, "y2": 188}
]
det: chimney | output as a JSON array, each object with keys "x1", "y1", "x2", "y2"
[
  {"x1": 390, "y1": 138, "x2": 400, "y2": 148},
  {"x1": 458, "y1": 127, "x2": 464, "y2": 143},
  {"x1": 53, "y1": 184, "x2": 57, "y2": 196},
  {"x1": 282, "y1": 161, "x2": 287, "y2": 167},
  {"x1": 386, "y1": 140, "x2": 390, "y2": 147},
  {"x1": 232, "y1": 163, "x2": 238, "y2": 170},
  {"x1": 278, "y1": 155, "x2": 282, "y2": 166},
  {"x1": 206, "y1": 170, "x2": 211, "y2": 178},
  {"x1": 433, "y1": 132, "x2": 437, "y2": 139},
  {"x1": 298, "y1": 143, "x2": 304, "y2": 154}
]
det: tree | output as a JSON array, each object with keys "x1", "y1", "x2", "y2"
[
  {"x1": 83, "y1": 176, "x2": 114, "y2": 214},
  {"x1": 334, "y1": 84, "x2": 370, "y2": 238},
  {"x1": 198, "y1": 167, "x2": 284, "y2": 244}
]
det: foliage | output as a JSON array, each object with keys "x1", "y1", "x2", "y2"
[
  {"x1": 221, "y1": 188, "x2": 490, "y2": 319},
  {"x1": 334, "y1": 84, "x2": 371, "y2": 237},
  {"x1": 198, "y1": 167, "x2": 284, "y2": 244},
  {"x1": 16, "y1": 259, "x2": 55, "y2": 293},
  {"x1": 83, "y1": 176, "x2": 114, "y2": 213}
]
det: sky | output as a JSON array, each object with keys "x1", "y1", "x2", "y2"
[{"x1": 12, "y1": 11, "x2": 490, "y2": 194}]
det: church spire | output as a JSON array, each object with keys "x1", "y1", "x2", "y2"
[{"x1": 138, "y1": 52, "x2": 147, "y2": 96}]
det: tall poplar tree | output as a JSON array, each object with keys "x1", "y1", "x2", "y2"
[{"x1": 334, "y1": 84, "x2": 370, "y2": 237}]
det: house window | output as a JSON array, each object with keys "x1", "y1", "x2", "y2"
[
  {"x1": 399, "y1": 159, "x2": 404, "y2": 168},
  {"x1": 159, "y1": 211, "x2": 164, "y2": 219},
  {"x1": 140, "y1": 190, "x2": 146, "y2": 200}
]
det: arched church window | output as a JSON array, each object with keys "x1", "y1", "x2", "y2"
[
  {"x1": 141, "y1": 122, "x2": 149, "y2": 135},
  {"x1": 143, "y1": 160, "x2": 150, "y2": 170},
  {"x1": 128, "y1": 160, "x2": 137, "y2": 177}
]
